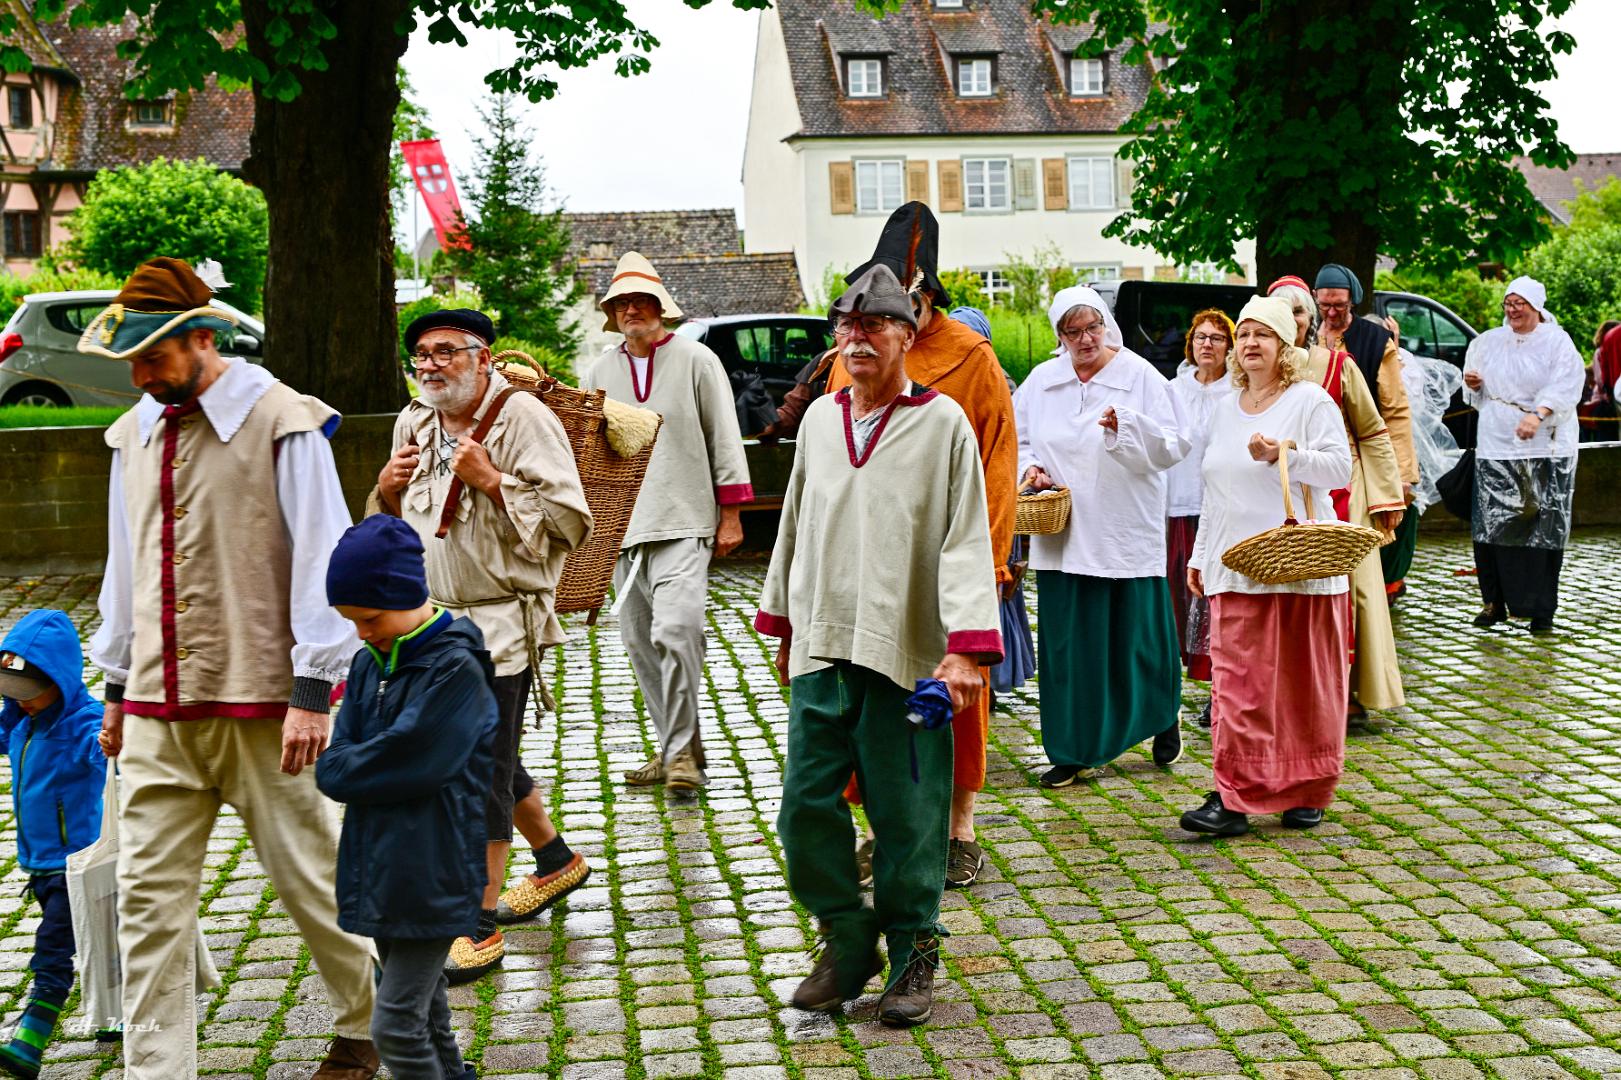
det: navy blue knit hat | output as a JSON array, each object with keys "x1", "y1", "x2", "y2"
[{"x1": 326, "y1": 515, "x2": 429, "y2": 610}]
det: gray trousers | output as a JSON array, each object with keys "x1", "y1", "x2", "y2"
[
  {"x1": 614, "y1": 536, "x2": 711, "y2": 769},
  {"x1": 372, "y1": 938, "x2": 465, "y2": 1080}
]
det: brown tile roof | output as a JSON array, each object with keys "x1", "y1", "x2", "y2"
[
  {"x1": 30, "y1": 15, "x2": 252, "y2": 177},
  {"x1": 565, "y1": 209, "x2": 740, "y2": 262},
  {"x1": 0, "y1": 0, "x2": 71, "y2": 74},
  {"x1": 778, "y1": 0, "x2": 1150, "y2": 138},
  {"x1": 579, "y1": 252, "x2": 805, "y2": 318},
  {"x1": 1514, "y1": 153, "x2": 1621, "y2": 225}
]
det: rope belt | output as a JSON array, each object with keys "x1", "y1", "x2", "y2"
[{"x1": 431, "y1": 590, "x2": 557, "y2": 728}]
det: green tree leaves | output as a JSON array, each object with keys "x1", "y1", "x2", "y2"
[{"x1": 60, "y1": 157, "x2": 269, "y2": 314}]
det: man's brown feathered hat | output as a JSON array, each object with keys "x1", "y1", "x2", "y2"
[{"x1": 77, "y1": 257, "x2": 238, "y2": 361}]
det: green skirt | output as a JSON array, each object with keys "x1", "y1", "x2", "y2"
[{"x1": 1035, "y1": 571, "x2": 1181, "y2": 769}]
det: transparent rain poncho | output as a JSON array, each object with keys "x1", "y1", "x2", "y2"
[
  {"x1": 1473, "y1": 455, "x2": 1576, "y2": 549},
  {"x1": 1397, "y1": 349, "x2": 1463, "y2": 513}
]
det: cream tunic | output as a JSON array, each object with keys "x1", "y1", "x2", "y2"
[
  {"x1": 385, "y1": 372, "x2": 594, "y2": 675},
  {"x1": 581, "y1": 333, "x2": 752, "y2": 545},
  {"x1": 755, "y1": 388, "x2": 1002, "y2": 691}
]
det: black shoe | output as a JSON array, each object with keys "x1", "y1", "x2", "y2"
[
  {"x1": 878, "y1": 936, "x2": 939, "y2": 1027},
  {"x1": 1473, "y1": 604, "x2": 1506, "y2": 627},
  {"x1": 1180, "y1": 792, "x2": 1250, "y2": 836},
  {"x1": 1528, "y1": 617, "x2": 1555, "y2": 635},
  {"x1": 1152, "y1": 722, "x2": 1183, "y2": 767},
  {"x1": 946, "y1": 838, "x2": 984, "y2": 889},
  {"x1": 1196, "y1": 700, "x2": 1212, "y2": 728},
  {"x1": 1282, "y1": 807, "x2": 1324, "y2": 829},
  {"x1": 1038, "y1": 764, "x2": 1095, "y2": 788},
  {"x1": 792, "y1": 932, "x2": 883, "y2": 1012}
]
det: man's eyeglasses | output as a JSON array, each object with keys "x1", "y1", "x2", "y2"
[
  {"x1": 1191, "y1": 333, "x2": 1229, "y2": 346},
  {"x1": 410, "y1": 344, "x2": 481, "y2": 368},
  {"x1": 1317, "y1": 301, "x2": 1350, "y2": 314},
  {"x1": 831, "y1": 314, "x2": 894, "y2": 336},
  {"x1": 1059, "y1": 323, "x2": 1105, "y2": 341},
  {"x1": 609, "y1": 295, "x2": 658, "y2": 312}
]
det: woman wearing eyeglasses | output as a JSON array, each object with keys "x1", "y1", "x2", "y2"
[
  {"x1": 1164, "y1": 308, "x2": 1236, "y2": 726},
  {"x1": 1014, "y1": 285, "x2": 1190, "y2": 788},
  {"x1": 1461, "y1": 277, "x2": 1585, "y2": 634}
]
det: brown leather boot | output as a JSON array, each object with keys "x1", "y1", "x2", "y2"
[
  {"x1": 311, "y1": 1035, "x2": 379, "y2": 1079},
  {"x1": 878, "y1": 935, "x2": 940, "y2": 1027}
]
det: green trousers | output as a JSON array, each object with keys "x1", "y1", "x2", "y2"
[
  {"x1": 777, "y1": 663, "x2": 951, "y2": 994},
  {"x1": 1381, "y1": 508, "x2": 1419, "y2": 585}
]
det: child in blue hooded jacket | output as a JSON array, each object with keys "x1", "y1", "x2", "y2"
[
  {"x1": 316, "y1": 515, "x2": 498, "y2": 1080},
  {"x1": 0, "y1": 609, "x2": 107, "y2": 1079}
]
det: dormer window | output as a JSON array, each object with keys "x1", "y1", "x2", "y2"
[
  {"x1": 1069, "y1": 57, "x2": 1105, "y2": 97},
  {"x1": 956, "y1": 57, "x2": 994, "y2": 97},
  {"x1": 131, "y1": 100, "x2": 172, "y2": 127},
  {"x1": 7, "y1": 87, "x2": 32, "y2": 129},
  {"x1": 845, "y1": 57, "x2": 884, "y2": 98},
  {"x1": 934, "y1": 0, "x2": 966, "y2": 8},
  {"x1": 587, "y1": 241, "x2": 612, "y2": 259}
]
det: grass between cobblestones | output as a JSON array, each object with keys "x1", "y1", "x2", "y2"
[{"x1": 0, "y1": 529, "x2": 1618, "y2": 1079}]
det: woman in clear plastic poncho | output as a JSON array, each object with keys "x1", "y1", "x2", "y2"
[{"x1": 1461, "y1": 276, "x2": 1585, "y2": 634}]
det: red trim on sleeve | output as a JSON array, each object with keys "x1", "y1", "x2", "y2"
[
  {"x1": 754, "y1": 611, "x2": 793, "y2": 639},
  {"x1": 947, "y1": 630, "x2": 1004, "y2": 665},
  {"x1": 125, "y1": 700, "x2": 289, "y2": 721},
  {"x1": 716, "y1": 483, "x2": 755, "y2": 506}
]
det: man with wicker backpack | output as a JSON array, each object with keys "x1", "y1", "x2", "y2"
[{"x1": 373, "y1": 308, "x2": 594, "y2": 983}]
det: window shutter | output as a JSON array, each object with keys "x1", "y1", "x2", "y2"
[
  {"x1": 906, "y1": 160, "x2": 930, "y2": 204},
  {"x1": 1013, "y1": 159, "x2": 1037, "y2": 211},
  {"x1": 1043, "y1": 159, "x2": 1068, "y2": 211},
  {"x1": 829, "y1": 161, "x2": 855, "y2": 215},
  {"x1": 937, "y1": 160, "x2": 964, "y2": 212},
  {"x1": 1116, "y1": 159, "x2": 1134, "y2": 209}
]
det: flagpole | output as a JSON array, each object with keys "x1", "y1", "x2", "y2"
[{"x1": 413, "y1": 182, "x2": 421, "y2": 291}]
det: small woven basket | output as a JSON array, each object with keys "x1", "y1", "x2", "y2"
[
  {"x1": 494, "y1": 351, "x2": 662, "y2": 619},
  {"x1": 1015, "y1": 486, "x2": 1071, "y2": 535},
  {"x1": 1220, "y1": 440, "x2": 1382, "y2": 585}
]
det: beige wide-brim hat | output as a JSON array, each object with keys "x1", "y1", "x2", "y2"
[{"x1": 600, "y1": 251, "x2": 684, "y2": 333}]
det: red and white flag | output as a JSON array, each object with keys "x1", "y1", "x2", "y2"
[{"x1": 401, "y1": 138, "x2": 470, "y2": 250}]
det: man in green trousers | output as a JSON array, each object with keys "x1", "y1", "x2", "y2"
[{"x1": 754, "y1": 264, "x2": 1002, "y2": 1027}]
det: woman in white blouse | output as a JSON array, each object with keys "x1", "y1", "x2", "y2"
[
  {"x1": 1183, "y1": 296, "x2": 1352, "y2": 837},
  {"x1": 1165, "y1": 308, "x2": 1236, "y2": 726},
  {"x1": 1015, "y1": 285, "x2": 1189, "y2": 788},
  {"x1": 1462, "y1": 276, "x2": 1585, "y2": 634}
]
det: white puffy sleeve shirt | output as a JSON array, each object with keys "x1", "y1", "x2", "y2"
[
  {"x1": 1462, "y1": 323, "x2": 1585, "y2": 462},
  {"x1": 1188, "y1": 381, "x2": 1354, "y2": 597},
  {"x1": 1165, "y1": 364, "x2": 1235, "y2": 517},
  {"x1": 1013, "y1": 349, "x2": 1190, "y2": 578}
]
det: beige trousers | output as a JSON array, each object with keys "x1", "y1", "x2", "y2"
[
  {"x1": 117, "y1": 716, "x2": 376, "y2": 1079},
  {"x1": 614, "y1": 537, "x2": 712, "y2": 769}
]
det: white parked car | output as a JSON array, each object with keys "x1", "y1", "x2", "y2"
[{"x1": 0, "y1": 290, "x2": 265, "y2": 407}]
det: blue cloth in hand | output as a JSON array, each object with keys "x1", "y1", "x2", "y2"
[{"x1": 906, "y1": 679, "x2": 954, "y2": 730}]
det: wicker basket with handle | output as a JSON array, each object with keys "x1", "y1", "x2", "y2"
[
  {"x1": 1220, "y1": 440, "x2": 1381, "y2": 585},
  {"x1": 1015, "y1": 486, "x2": 1071, "y2": 535},
  {"x1": 493, "y1": 350, "x2": 661, "y2": 620}
]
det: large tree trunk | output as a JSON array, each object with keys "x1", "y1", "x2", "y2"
[
  {"x1": 240, "y1": 0, "x2": 410, "y2": 414},
  {"x1": 1241, "y1": 0, "x2": 1403, "y2": 312}
]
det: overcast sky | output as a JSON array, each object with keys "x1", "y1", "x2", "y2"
[{"x1": 400, "y1": 1, "x2": 1621, "y2": 238}]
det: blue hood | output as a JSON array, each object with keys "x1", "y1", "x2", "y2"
[{"x1": 1, "y1": 610, "x2": 95, "y2": 726}]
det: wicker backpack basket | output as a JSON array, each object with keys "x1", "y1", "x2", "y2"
[
  {"x1": 494, "y1": 351, "x2": 661, "y2": 621},
  {"x1": 1220, "y1": 440, "x2": 1381, "y2": 585}
]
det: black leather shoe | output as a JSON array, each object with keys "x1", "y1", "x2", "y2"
[
  {"x1": 1282, "y1": 807, "x2": 1324, "y2": 829},
  {"x1": 1152, "y1": 722, "x2": 1183, "y2": 767},
  {"x1": 791, "y1": 931, "x2": 883, "y2": 1012},
  {"x1": 1472, "y1": 604, "x2": 1506, "y2": 627},
  {"x1": 1528, "y1": 617, "x2": 1555, "y2": 635},
  {"x1": 1180, "y1": 792, "x2": 1250, "y2": 836},
  {"x1": 1196, "y1": 700, "x2": 1212, "y2": 728},
  {"x1": 878, "y1": 936, "x2": 939, "y2": 1027}
]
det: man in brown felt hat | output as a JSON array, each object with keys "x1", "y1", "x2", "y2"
[{"x1": 83, "y1": 258, "x2": 381, "y2": 1079}]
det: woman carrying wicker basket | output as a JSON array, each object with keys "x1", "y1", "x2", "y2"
[
  {"x1": 1183, "y1": 296, "x2": 1353, "y2": 837},
  {"x1": 1014, "y1": 286, "x2": 1190, "y2": 789}
]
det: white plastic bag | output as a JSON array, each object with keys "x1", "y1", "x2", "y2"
[{"x1": 65, "y1": 762, "x2": 221, "y2": 1034}]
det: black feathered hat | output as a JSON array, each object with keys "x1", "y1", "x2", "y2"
[{"x1": 844, "y1": 201, "x2": 950, "y2": 309}]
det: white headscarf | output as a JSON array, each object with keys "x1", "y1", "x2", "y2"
[
  {"x1": 1048, "y1": 285, "x2": 1124, "y2": 356},
  {"x1": 1503, "y1": 275, "x2": 1555, "y2": 326}
]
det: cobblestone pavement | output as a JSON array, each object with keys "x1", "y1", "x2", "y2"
[{"x1": 2, "y1": 529, "x2": 1619, "y2": 1080}]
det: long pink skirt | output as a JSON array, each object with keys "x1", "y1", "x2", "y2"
[{"x1": 1209, "y1": 591, "x2": 1350, "y2": 814}]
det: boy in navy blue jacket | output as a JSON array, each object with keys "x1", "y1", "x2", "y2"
[
  {"x1": 0, "y1": 609, "x2": 107, "y2": 1079},
  {"x1": 316, "y1": 516, "x2": 498, "y2": 1080}
]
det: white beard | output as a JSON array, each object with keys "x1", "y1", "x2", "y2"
[{"x1": 419, "y1": 366, "x2": 481, "y2": 414}]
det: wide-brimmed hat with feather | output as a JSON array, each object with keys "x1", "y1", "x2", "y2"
[{"x1": 77, "y1": 257, "x2": 238, "y2": 361}]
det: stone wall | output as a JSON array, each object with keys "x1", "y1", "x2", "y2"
[{"x1": 3, "y1": 419, "x2": 1618, "y2": 575}]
